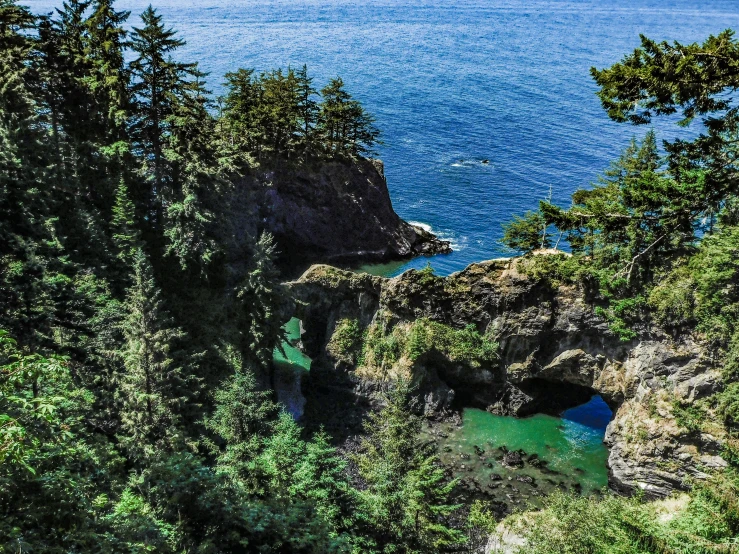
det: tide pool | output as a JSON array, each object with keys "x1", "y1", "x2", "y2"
[{"x1": 432, "y1": 395, "x2": 612, "y2": 508}]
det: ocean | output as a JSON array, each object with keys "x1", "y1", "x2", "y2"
[{"x1": 27, "y1": 0, "x2": 739, "y2": 275}]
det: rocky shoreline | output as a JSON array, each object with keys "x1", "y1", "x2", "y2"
[{"x1": 287, "y1": 257, "x2": 729, "y2": 499}]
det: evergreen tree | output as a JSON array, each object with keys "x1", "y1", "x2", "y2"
[
  {"x1": 222, "y1": 67, "x2": 260, "y2": 161},
  {"x1": 352, "y1": 381, "x2": 464, "y2": 554},
  {"x1": 501, "y1": 210, "x2": 552, "y2": 253},
  {"x1": 234, "y1": 232, "x2": 290, "y2": 368},
  {"x1": 110, "y1": 180, "x2": 142, "y2": 265},
  {"x1": 319, "y1": 77, "x2": 380, "y2": 156},
  {"x1": 84, "y1": 0, "x2": 130, "y2": 137},
  {"x1": 118, "y1": 249, "x2": 195, "y2": 459},
  {"x1": 129, "y1": 5, "x2": 201, "y2": 225},
  {"x1": 163, "y1": 75, "x2": 230, "y2": 273},
  {"x1": 295, "y1": 64, "x2": 319, "y2": 156},
  {"x1": 205, "y1": 367, "x2": 279, "y2": 483},
  {"x1": 252, "y1": 68, "x2": 301, "y2": 159}
]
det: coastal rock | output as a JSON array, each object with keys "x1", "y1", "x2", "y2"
[
  {"x1": 235, "y1": 158, "x2": 450, "y2": 274},
  {"x1": 288, "y1": 256, "x2": 728, "y2": 498}
]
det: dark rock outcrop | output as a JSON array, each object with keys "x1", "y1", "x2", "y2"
[
  {"x1": 288, "y1": 257, "x2": 729, "y2": 499},
  {"x1": 236, "y1": 158, "x2": 450, "y2": 274}
]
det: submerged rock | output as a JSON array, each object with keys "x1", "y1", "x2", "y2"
[{"x1": 503, "y1": 451, "x2": 524, "y2": 468}]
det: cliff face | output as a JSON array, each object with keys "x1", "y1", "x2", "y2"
[
  {"x1": 235, "y1": 158, "x2": 450, "y2": 273},
  {"x1": 288, "y1": 258, "x2": 728, "y2": 499}
]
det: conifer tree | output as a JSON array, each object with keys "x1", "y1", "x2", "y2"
[
  {"x1": 318, "y1": 77, "x2": 380, "y2": 157},
  {"x1": 234, "y1": 233, "x2": 290, "y2": 368},
  {"x1": 84, "y1": 0, "x2": 130, "y2": 136},
  {"x1": 352, "y1": 381, "x2": 464, "y2": 553},
  {"x1": 118, "y1": 249, "x2": 193, "y2": 459},
  {"x1": 163, "y1": 77, "x2": 229, "y2": 273},
  {"x1": 252, "y1": 68, "x2": 301, "y2": 159},
  {"x1": 295, "y1": 64, "x2": 318, "y2": 156},
  {"x1": 110, "y1": 181, "x2": 142, "y2": 265},
  {"x1": 318, "y1": 77, "x2": 352, "y2": 155},
  {"x1": 129, "y1": 5, "x2": 201, "y2": 225},
  {"x1": 205, "y1": 368, "x2": 279, "y2": 483},
  {"x1": 222, "y1": 67, "x2": 260, "y2": 160},
  {"x1": 0, "y1": 0, "x2": 44, "y2": 247}
]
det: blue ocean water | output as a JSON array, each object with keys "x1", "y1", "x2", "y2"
[{"x1": 28, "y1": 0, "x2": 739, "y2": 275}]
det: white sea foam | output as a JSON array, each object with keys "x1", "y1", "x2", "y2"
[
  {"x1": 410, "y1": 221, "x2": 466, "y2": 251},
  {"x1": 408, "y1": 220, "x2": 433, "y2": 233}
]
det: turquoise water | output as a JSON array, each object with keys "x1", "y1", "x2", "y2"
[
  {"x1": 432, "y1": 396, "x2": 612, "y2": 508},
  {"x1": 27, "y1": 0, "x2": 739, "y2": 276},
  {"x1": 273, "y1": 318, "x2": 311, "y2": 418}
]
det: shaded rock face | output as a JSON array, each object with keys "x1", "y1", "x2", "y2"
[
  {"x1": 288, "y1": 259, "x2": 727, "y2": 499},
  {"x1": 236, "y1": 158, "x2": 450, "y2": 275}
]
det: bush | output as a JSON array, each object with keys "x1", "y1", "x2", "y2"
[
  {"x1": 648, "y1": 265, "x2": 696, "y2": 328},
  {"x1": 326, "y1": 318, "x2": 364, "y2": 364},
  {"x1": 358, "y1": 318, "x2": 498, "y2": 375}
]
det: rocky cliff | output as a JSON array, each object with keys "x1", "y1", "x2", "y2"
[
  {"x1": 287, "y1": 257, "x2": 729, "y2": 499},
  {"x1": 234, "y1": 158, "x2": 450, "y2": 274}
]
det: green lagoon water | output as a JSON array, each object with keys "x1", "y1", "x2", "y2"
[
  {"x1": 274, "y1": 317, "x2": 612, "y2": 504},
  {"x1": 431, "y1": 396, "x2": 612, "y2": 509},
  {"x1": 273, "y1": 318, "x2": 311, "y2": 419}
]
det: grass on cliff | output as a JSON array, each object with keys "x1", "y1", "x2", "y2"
[{"x1": 327, "y1": 316, "x2": 499, "y2": 378}]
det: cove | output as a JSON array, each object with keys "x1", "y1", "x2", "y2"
[
  {"x1": 431, "y1": 396, "x2": 612, "y2": 510},
  {"x1": 272, "y1": 318, "x2": 311, "y2": 419}
]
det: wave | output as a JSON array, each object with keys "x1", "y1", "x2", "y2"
[
  {"x1": 409, "y1": 221, "x2": 466, "y2": 251},
  {"x1": 407, "y1": 220, "x2": 433, "y2": 233}
]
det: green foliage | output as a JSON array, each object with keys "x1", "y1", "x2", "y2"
[
  {"x1": 672, "y1": 400, "x2": 707, "y2": 433},
  {"x1": 233, "y1": 232, "x2": 292, "y2": 368},
  {"x1": 327, "y1": 318, "x2": 365, "y2": 365},
  {"x1": 358, "y1": 317, "x2": 498, "y2": 376},
  {"x1": 352, "y1": 381, "x2": 465, "y2": 553},
  {"x1": 648, "y1": 265, "x2": 696, "y2": 328},
  {"x1": 222, "y1": 66, "x2": 380, "y2": 163},
  {"x1": 502, "y1": 210, "x2": 551, "y2": 253},
  {"x1": 415, "y1": 261, "x2": 439, "y2": 287},
  {"x1": 205, "y1": 367, "x2": 279, "y2": 483},
  {"x1": 505, "y1": 482, "x2": 739, "y2": 554},
  {"x1": 110, "y1": 181, "x2": 142, "y2": 265},
  {"x1": 117, "y1": 250, "x2": 198, "y2": 460}
]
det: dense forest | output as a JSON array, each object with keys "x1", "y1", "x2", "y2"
[{"x1": 2, "y1": 0, "x2": 739, "y2": 552}]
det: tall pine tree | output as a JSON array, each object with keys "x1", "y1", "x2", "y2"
[{"x1": 118, "y1": 249, "x2": 195, "y2": 459}]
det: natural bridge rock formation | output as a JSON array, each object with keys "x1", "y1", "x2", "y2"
[{"x1": 288, "y1": 258, "x2": 728, "y2": 498}]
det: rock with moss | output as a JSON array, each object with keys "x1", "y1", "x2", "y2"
[{"x1": 289, "y1": 255, "x2": 730, "y2": 498}]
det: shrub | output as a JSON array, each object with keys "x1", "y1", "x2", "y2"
[{"x1": 326, "y1": 319, "x2": 364, "y2": 364}]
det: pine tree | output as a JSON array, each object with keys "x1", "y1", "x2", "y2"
[
  {"x1": 318, "y1": 77, "x2": 380, "y2": 157},
  {"x1": 295, "y1": 64, "x2": 318, "y2": 157},
  {"x1": 110, "y1": 181, "x2": 142, "y2": 265},
  {"x1": 0, "y1": 1, "x2": 57, "y2": 347},
  {"x1": 318, "y1": 77, "x2": 351, "y2": 155},
  {"x1": 352, "y1": 381, "x2": 464, "y2": 553},
  {"x1": 252, "y1": 68, "x2": 301, "y2": 159},
  {"x1": 85, "y1": 0, "x2": 130, "y2": 136},
  {"x1": 163, "y1": 76, "x2": 230, "y2": 273},
  {"x1": 205, "y1": 368, "x2": 279, "y2": 483},
  {"x1": 129, "y1": 5, "x2": 201, "y2": 226},
  {"x1": 118, "y1": 250, "x2": 193, "y2": 459},
  {"x1": 222, "y1": 67, "x2": 259, "y2": 161},
  {"x1": 234, "y1": 232, "x2": 290, "y2": 368}
]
